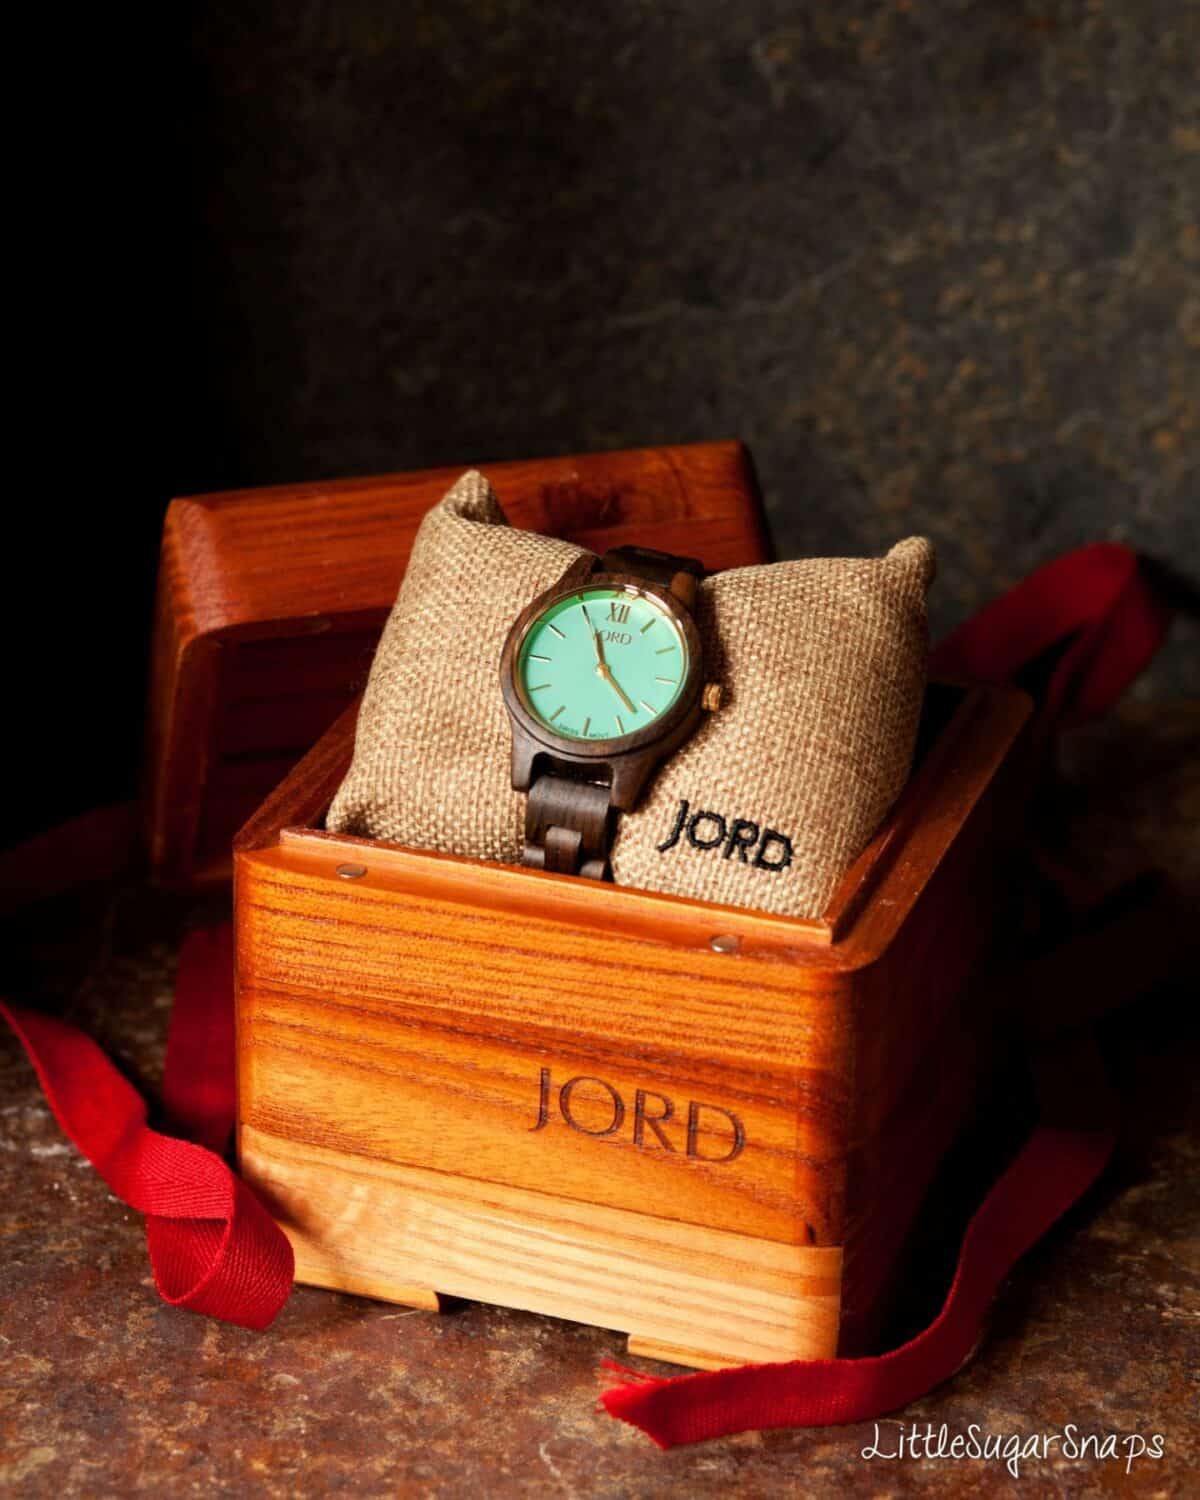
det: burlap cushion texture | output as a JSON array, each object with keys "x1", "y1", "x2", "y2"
[{"x1": 326, "y1": 469, "x2": 935, "y2": 920}]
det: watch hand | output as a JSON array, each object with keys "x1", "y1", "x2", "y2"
[
  {"x1": 580, "y1": 604, "x2": 606, "y2": 667},
  {"x1": 600, "y1": 665, "x2": 637, "y2": 715},
  {"x1": 582, "y1": 600, "x2": 635, "y2": 713}
]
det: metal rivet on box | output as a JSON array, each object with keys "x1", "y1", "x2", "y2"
[
  {"x1": 709, "y1": 933, "x2": 740, "y2": 955},
  {"x1": 336, "y1": 863, "x2": 368, "y2": 880}
]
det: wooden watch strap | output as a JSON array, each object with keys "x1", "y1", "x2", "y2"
[
  {"x1": 597, "y1": 545, "x2": 704, "y2": 590},
  {"x1": 522, "y1": 772, "x2": 614, "y2": 881}
]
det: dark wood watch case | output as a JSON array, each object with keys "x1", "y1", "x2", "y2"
[{"x1": 498, "y1": 559, "x2": 706, "y2": 810}]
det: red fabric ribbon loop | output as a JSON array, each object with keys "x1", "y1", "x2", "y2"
[
  {"x1": 601, "y1": 1125, "x2": 1116, "y2": 1446},
  {"x1": 930, "y1": 541, "x2": 1172, "y2": 732},
  {"x1": 1, "y1": 927, "x2": 292, "y2": 1331}
]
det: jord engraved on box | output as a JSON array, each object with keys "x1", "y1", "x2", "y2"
[{"x1": 529, "y1": 1067, "x2": 746, "y2": 1163}]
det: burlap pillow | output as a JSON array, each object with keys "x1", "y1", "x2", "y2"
[{"x1": 326, "y1": 470, "x2": 935, "y2": 919}]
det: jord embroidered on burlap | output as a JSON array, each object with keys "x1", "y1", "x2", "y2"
[{"x1": 655, "y1": 798, "x2": 793, "y2": 871}]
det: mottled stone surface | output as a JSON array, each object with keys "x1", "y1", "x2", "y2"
[
  {"x1": 1, "y1": 706, "x2": 1196, "y2": 1495},
  {"x1": 178, "y1": 0, "x2": 1200, "y2": 696},
  {"x1": 12, "y1": 0, "x2": 1199, "y2": 853}
]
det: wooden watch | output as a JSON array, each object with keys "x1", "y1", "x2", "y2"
[{"x1": 499, "y1": 545, "x2": 719, "y2": 880}]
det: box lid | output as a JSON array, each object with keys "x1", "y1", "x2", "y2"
[{"x1": 145, "y1": 440, "x2": 770, "y2": 886}]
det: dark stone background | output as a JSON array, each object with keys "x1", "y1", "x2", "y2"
[
  {"x1": 179, "y1": 2, "x2": 1199, "y2": 635},
  {"x1": 7, "y1": 0, "x2": 1198, "y2": 839}
]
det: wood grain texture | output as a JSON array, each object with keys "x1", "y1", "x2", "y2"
[
  {"x1": 147, "y1": 440, "x2": 769, "y2": 886},
  {"x1": 234, "y1": 679, "x2": 1032, "y2": 1368},
  {"x1": 242, "y1": 1125, "x2": 842, "y2": 1368},
  {"x1": 236, "y1": 844, "x2": 850, "y2": 1247}
]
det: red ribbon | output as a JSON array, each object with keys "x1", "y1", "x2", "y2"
[
  {"x1": 601, "y1": 1125, "x2": 1115, "y2": 1444},
  {"x1": 0, "y1": 541, "x2": 1173, "y2": 1436},
  {"x1": 929, "y1": 540, "x2": 1172, "y2": 728},
  {"x1": 1, "y1": 927, "x2": 293, "y2": 1330}
]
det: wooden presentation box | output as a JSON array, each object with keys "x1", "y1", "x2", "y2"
[{"x1": 234, "y1": 680, "x2": 1031, "y2": 1370}]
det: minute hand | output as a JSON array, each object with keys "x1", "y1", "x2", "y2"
[{"x1": 581, "y1": 604, "x2": 607, "y2": 668}]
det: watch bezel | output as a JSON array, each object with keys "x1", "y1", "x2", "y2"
[{"x1": 499, "y1": 570, "x2": 704, "y2": 763}]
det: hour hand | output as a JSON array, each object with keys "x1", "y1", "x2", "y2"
[{"x1": 602, "y1": 668, "x2": 637, "y2": 715}]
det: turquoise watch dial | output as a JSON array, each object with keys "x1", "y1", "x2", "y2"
[{"x1": 516, "y1": 586, "x2": 689, "y2": 742}]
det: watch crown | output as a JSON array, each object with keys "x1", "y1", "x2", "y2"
[{"x1": 701, "y1": 682, "x2": 724, "y2": 712}]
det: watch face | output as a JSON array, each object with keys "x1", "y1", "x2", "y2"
[{"x1": 516, "y1": 586, "x2": 690, "y2": 742}]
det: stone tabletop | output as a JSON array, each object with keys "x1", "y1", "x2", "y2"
[{"x1": 1, "y1": 705, "x2": 1197, "y2": 1497}]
